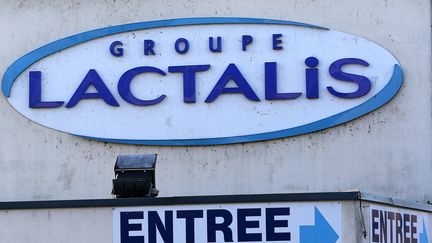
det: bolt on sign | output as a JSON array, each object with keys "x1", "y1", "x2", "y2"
[{"x1": 2, "y1": 18, "x2": 403, "y2": 145}]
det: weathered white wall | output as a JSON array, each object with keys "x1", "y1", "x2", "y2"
[
  {"x1": 0, "y1": 0, "x2": 430, "y2": 202},
  {"x1": 0, "y1": 207, "x2": 112, "y2": 242}
]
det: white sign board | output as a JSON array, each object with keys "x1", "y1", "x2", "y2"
[
  {"x1": 113, "y1": 201, "x2": 341, "y2": 243},
  {"x1": 370, "y1": 205, "x2": 431, "y2": 243}
]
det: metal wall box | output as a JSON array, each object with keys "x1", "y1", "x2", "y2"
[{"x1": 112, "y1": 154, "x2": 158, "y2": 198}]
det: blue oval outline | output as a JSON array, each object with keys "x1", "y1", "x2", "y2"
[{"x1": 1, "y1": 18, "x2": 403, "y2": 146}]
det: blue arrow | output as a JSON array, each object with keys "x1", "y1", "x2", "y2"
[
  {"x1": 420, "y1": 220, "x2": 429, "y2": 243},
  {"x1": 300, "y1": 207, "x2": 339, "y2": 243}
]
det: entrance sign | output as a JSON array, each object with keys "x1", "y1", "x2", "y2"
[
  {"x1": 2, "y1": 18, "x2": 403, "y2": 145},
  {"x1": 370, "y1": 205, "x2": 431, "y2": 243},
  {"x1": 113, "y1": 201, "x2": 341, "y2": 243}
]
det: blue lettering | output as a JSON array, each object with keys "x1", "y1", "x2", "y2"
[
  {"x1": 175, "y1": 38, "x2": 190, "y2": 54},
  {"x1": 148, "y1": 211, "x2": 173, "y2": 243},
  {"x1": 29, "y1": 71, "x2": 64, "y2": 108},
  {"x1": 238, "y1": 208, "x2": 262, "y2": 242},
  {"x1": 207, "y1": 209, "x2": 234, "y2": 242},
  {"x1": 168, "y1": 64, "x2": 211, "y2": 103},
  {"x1": 118, "y1": 66, "x2": 166, "y2": 106},
  {"x1": 110, "y1": 41, "x2": 124, "y2": 57},
  {"x1": 205, "y1": 64, "x2": 260, "y2": 103},
  {"x1": 305, "y1": 57, "x2": 319, "y2": 99},
  {"x1": 144, "y1": 40, "x2": 155, "y2": 55},
  {"x1": 327, "y1": 58, "x2": 371, "y2": 98},
  {"x1": 266, "y1": 208, "x2": 291, "y2": 241},
  {"x1": 242, "y1": 35, "x2": 253, "y2": 51},
  {"x1": 66, "y1": 69, "x2": 119, "y2": 108},
  {"x1": 265, "y1": 62, "x2": 301, "y2": 100},
  {"x1": 121, "y1": 211, "x2": 144, "y2": 243},
  {"x1": 272, "y1": 34, "x2": 283, "y2": 50},
  {"x1": 209, "y1": 37, "x2": 222, "y2": 52},
  {"x1": 177, "y1": 210, "x2": 204, "y2": 243}
]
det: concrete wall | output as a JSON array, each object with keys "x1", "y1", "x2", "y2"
[
  {"x1": 0, "y1": 0, "x2": 430, "y2": 202},
  {"x1": 0, "y1": 207, "x2": 112, "y2": 242}
]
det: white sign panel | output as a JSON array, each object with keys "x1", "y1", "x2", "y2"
[
  {"x1": 370, "y1": 205, "x2": 431, "y2": 243},
  {"x1": 2, "y1": 18, "x2": 403, "y2": 145},
  {"x1": 113, "y1": 201, "x2": 341, "y2": 243}
]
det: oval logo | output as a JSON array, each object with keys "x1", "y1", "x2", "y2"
[{"x1": 2, "y1": 18, "x2": 403, "y2": 145}]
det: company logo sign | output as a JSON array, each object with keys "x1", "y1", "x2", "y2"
[{"x1": 2, "y1": 18, "x2": 403, "y2": 145}]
